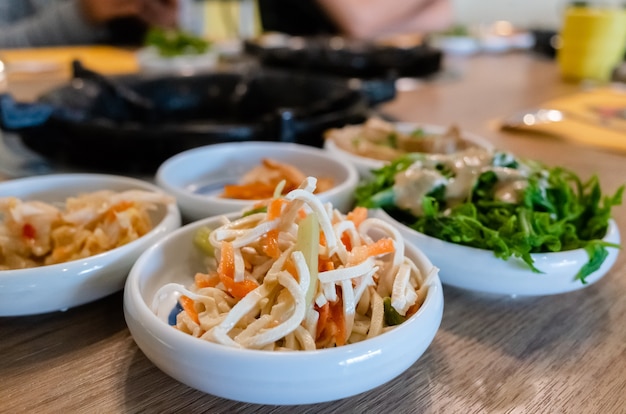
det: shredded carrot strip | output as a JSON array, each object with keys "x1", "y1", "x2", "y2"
[
  {"x1": 349, "y1": 238, "x2": 395, "y2": 265},
  {"x1": 315, "y1": 303, "x2": 330, "y2": 340},
  {"x1": 216, "y1": 241, "x2": 258, "y2": 298},
  {"x1": 194, "y1": 272, "x2": 220, "y2": 288},
  {"x1": 406, "y1": 303, "x2": 420, "y2": 318},
  {"x1": 297, "y1": 208, "x2": 307, "y2": 219},
  {"x1": 267, "y1": 198, "x2": 286, "y2": 221},
  {"x1": 346, "y1": 206, "x2": 368, "y2": 228},
  {"x1": 220, "y1": 276, "x2": 259, "y2": 299},
  {"x1": 283, "y1": 258, "x2": 298, "y2": 280},
  {"x1": 180, "y1": 295, "x2": 199, "y2": 324},
  {"x1": 217, "y1": 241, "x2": 235, "y2": 279},
  {"x1": 330, "y1": 295, "x2": 346, "y2": 346},
  {"x1": 341, "y1": 233, "x2": 352, "y2": 251},
  {"x1": 262, "y1": 229, "x2": 281, "y2": 259},
  {"x1": 318, "y1": 258, "x2": 335, "y2": 272},
  {"x1": 319, "y1": 230, "x2": 327, "y2": 247},
  {"x1": 366, "y1": 238, "x2": 395, "y2": 256},
  {"x1": 222, "y1": 183, "x2": 276, "y2": 200}
]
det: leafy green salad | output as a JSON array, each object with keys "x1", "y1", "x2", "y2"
[
  {"x1": 144, "y1": 27, "x2": 211, "y2": 57},
  {"x1": 355, "y1": 147, "x2": 623, "y2": 283}
]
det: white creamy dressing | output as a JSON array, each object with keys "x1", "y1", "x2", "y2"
[{"x1": 393, "y1": 148, "x2": 530, "y2": 216}]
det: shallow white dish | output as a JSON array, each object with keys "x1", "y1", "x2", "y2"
[
  {"x1": 323, "y1": 122, "x2": 493, "y2": 178},
  {"x1": 156, "y1": 141, "x2": 360, "y2": 221},
  {"x1": 137, "y1": 46, "x2": 219, "y2": 74},
  {"x1": 372, "y1": 209, "x2": 620, "y2": 296},
  {"x1": 432, "y1": 35, "x2": 481, "y2": 55},
  {"x1": 0, "y1": 174, "x2": 181, "y2": 316},
  {"x1": 124, "y1": 213, "x2": 444, "y2": 405}
]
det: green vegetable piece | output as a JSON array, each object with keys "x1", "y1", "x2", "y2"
[
  {"x1": 383, "y1": 297, "x2": 406, "y2": 326},
  {"x1": 243, "y1": 206, "x2": 268, "y2": 217},
  {"x1": 193, "y1": 226, "x2": 214, "y2": 257},
  {"x1": 144, "y1": 27, "x2": 211, "y2": 57},
  {"x1": 296, "y1": 214, "x2": 320, "y2": 308}
]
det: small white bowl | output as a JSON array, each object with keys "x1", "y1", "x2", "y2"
[
  {"x1": 137, "y1": 46, "x2": 219, "y2": 74},
  {"x1": 156, "y1": 142, "x2": 360, "y2": 221},
  {"x1": 124, "y1": 213, "x2": 444, "y2": 404},
  {"x1": 372, "y1": 209, "x2": 620, "y2": 296},
  {"x1": 323, "y1": 122, "x2": 493, "y2": 178},
  {"x1": 431, "y1": 35, "x2": 481, "y2": 55},
  {"x1": 0, "y1": 174, "x2": 181, "y2": 316}
]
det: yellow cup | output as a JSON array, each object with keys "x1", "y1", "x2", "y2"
[{"x1": 557, "y1": 5, "x2": 626, "y2": 82}]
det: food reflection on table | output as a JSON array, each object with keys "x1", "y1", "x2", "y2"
[{"x1": 1, "y1": 18, "x2": 626, "y2": 413}]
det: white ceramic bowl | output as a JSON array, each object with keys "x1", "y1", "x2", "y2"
[
  {"x1": 431, "y1": 35, "x2": 481, "y2": 55},
  {"x1": 0, "y1": 174, "x2": 181, "y2": 316},
  {"x1": 156, "y1": 142, "x2": 360, "y2": 221},
  {"x1": 124, "y1": 214, "x2": 444, "y2": 405},
  {"x1": 372, "y1": 209, "x2": 620, "y2": 296},
  {"x1": 136, "y1": 46, "x2": 219, "y2": 74},
  {"x1": 323, "y1": 122, "x2": 494, "y2": 178}
]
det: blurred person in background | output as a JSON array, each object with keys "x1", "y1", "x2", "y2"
[
  {"x1": 258, "y1": 0, "x2": 453, "y2": 39},
  {"x1": 0, "y1": 0, "x2": 178, "y2": 48}
]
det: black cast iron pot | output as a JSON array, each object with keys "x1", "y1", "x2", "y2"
[{"x1": 0, "y1": 65, "x2": 370, "y2": 173}]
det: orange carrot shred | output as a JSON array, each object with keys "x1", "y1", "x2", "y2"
[
  {"x1": 267, "y1": 198, "x2": 286, "y2": 221},
  {"x1": 341, "y1": 233, "x2": 352, "y2": 251},
  {"x1": 222, "y1": 183, "x2": 276, "y2": 200},
  {"x1": 219, "y1": 275, "x2": 259, "y2": 299},
  {"x1": 217, "y1": 241, "x2": 235, "y2": 279},
  {"x1": 315, "y1": 303, "x2": 330, "y2": 340},
  {"x1": 346, "y1": 206, "x2": 368, "y2": 228},
  {"x1": 283, "y1": 259, "x2": 298, "y2": 279},
  {"x1": 366, "y1": 238, "x2": 395, "y2": 257},
  {"x1": 262, "y1": 229, "x2": 280, "y2": 259},
  {"x1": 319, "y1": 230, "x2": 327, "y2": 246},
  {"x1": 330, "y1": 295, "x2": 346, "y2": 346},
  {"x1": 179, "y1": 295, "x2": 199, "y2": 324},
  {"x1": 318, "y1": 258, "x2": 335, "y2": 272},
  {"x1": 349, "y1": 238, "x2": 395, "y2": 265},
  {"x1": 194, "y1": 272, "x2": 220, "y2": 288}
]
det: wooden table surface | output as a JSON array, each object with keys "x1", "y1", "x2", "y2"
[{"x1": 2, "y1": 52, "x2": 626, "y2": 413}]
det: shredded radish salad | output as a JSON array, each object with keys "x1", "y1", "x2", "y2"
[
  {"x1": 153, "y1": 177, "x2": 438, "y2": 351},
  {"x1": 0, "y1": 190, "x2": 173, "y2": 270}
]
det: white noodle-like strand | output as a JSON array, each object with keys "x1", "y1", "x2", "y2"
[{"x1": 318, "y1": 257, "x2": 376, "y2": 284}]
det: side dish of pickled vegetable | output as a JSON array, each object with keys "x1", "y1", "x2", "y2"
[
  {"x1": 0, "y1": 190, "x2": 174, "y2": 270},
  {"x1": 152, "y1": 177, "x2": 438, "y2": 350}
]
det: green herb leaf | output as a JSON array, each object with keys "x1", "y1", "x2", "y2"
[
  {"x1": 383, "y1": 297, "x2": 406, "y2": 326},
  {"x1": 355, "y1": 152, "x2": 623, "y2": 282},
  {"x1": 145, "y1": 27, "x2": 211, "y2": 57}
]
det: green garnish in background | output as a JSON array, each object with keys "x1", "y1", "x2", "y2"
[
  {"x1": 145, "y1": 27, "x2": 211, "y2": 57},
  {"x1": 355, "y1": 154, "x2": 623, "y2": 283}
]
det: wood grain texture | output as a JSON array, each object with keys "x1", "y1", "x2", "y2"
[{"x1": 2, "y1": 52, "x2": 626, "y2": 413}]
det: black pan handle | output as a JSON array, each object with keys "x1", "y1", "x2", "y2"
[{"x1": 0, "y1": 93, "x2": 55, "y2": 131}]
